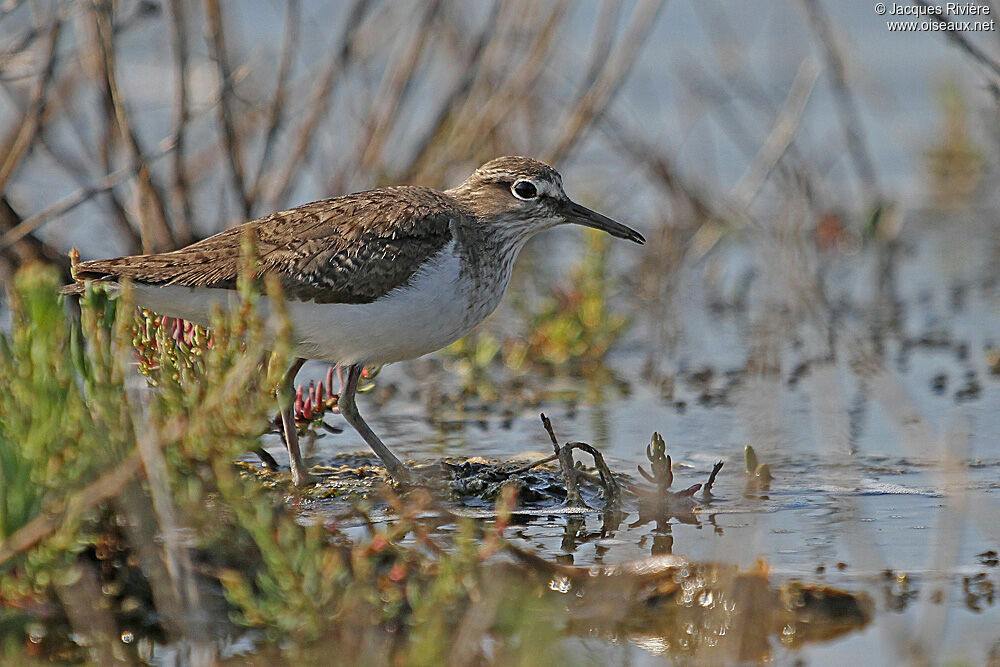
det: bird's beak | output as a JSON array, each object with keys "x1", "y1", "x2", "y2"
[{"x1": 565, "y1": 201, "x2": 645, "y2": 244}]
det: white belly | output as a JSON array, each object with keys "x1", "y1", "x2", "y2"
[{"x1": 131, "y1": 243, "x2": 507, "y2": 365}]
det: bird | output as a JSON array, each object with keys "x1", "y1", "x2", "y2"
[{"x1": 62, "y1": 156, "x2": 645, "y2": 487}]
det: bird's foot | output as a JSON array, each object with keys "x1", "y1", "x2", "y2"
[
  {"x1": 385, "y1": 464, "x2": 413, "y2": 488},
  {"x1": 254, "y1": 447, "x2": 280, "y2": 471},
  {"x1": 290, "y1": 465, "x2": 319, "y2": 488}
]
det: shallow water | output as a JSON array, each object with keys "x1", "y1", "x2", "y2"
[{"x1": 256, "y1": 208, "x2": 1000, "y2": 663}]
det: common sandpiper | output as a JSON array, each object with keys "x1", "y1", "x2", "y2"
[{"x1": 63, "y1": 156, "x2": 645, "y2": 486}]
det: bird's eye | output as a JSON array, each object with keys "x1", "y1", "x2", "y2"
[{"x1": 511, "y1": 180, "x2": 538, "y2": 200}]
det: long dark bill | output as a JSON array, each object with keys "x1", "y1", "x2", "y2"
[{"x1": 566, "y1": 201, "x2": 645, "y2": 244}]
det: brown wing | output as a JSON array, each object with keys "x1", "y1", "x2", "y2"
[{"x1": 67, "y1": 186, "x2": 456, "y2": 304}]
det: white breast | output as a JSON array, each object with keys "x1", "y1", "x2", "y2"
[{"x1": 131, "y1": 239, "x2": 508, "y2": 366}]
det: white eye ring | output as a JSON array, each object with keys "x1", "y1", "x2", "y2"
[{"x1": 511, "y1": 179, "x2": 539, "y2": 201}]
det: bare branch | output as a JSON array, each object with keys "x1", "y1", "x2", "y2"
[
  {"x1": 674, "y1": 56, "x2": 770, "y2": 160},
  {"x1": 446, "y1": 1, "x2": 569, "y2": 166},
  {"x1": 165, "y1": 0, "x2": 194, "y2": 246},
  {"x1": 249, "y1": 0, "x2": 300, "y2": 214},
  {"x1": 579, "y1": 0, "x2": 623, "y2": 93},
  {"x1": 350, "y1": 0, "x2": 442, "y2": 182},
  {"x1": 800, "y1": 0, "x2": 881, "y2": 201},
  {"x1": 541, "y1": 0, "x2": 666, "y2": 164},
  {"x1": 265, "y1": 0, "x2": 371, "y2": 210},
  {"x1": 914, "y1": 0, "x2": 1000, "y2": 85},
  {"x1": 204, "y1": 0, "x2": 252, "y2": 219},
  {"x1": 0, "y1": 17, "x2": 60, "y2": 194},
  {"x1": 506, "y1": 453, "x2": 559, "y2": 476},
  {"x1": 685, "y1": 59, "x2": 820, "y2": 263},
  {"x1": 729, "y1": 59, "x2": 821, "y2": 212},
  {"x1": 0, "y1": 141, "x2": 173, "y2": 252},
  {"x1": 41, "y1": 67, "x2": 148, "y2": 254},
  {"x1": 0, "y1": 18, "x2": 41, "y2": 70},
  {"x1": 401, "y1": 0, "x2": 501, "y2": 183},
  {"x1": 93, "y1": 1, "x2": 176, "y2": 253},
  {"x1": 603, "y1": 118, "x2": 716, "y2": 222}
]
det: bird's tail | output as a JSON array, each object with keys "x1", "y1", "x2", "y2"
[{"x1": 60, "y1": 246, "x2": 120, "y2": 296}]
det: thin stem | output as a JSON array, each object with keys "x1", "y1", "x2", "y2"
[
  {"x1": 249, "y1": 0, "x2": 300, "y2": 213},
  {"x1": 166, "y1": 0, "x2": 195, "y2": 246},
  {"x1": 265, "y1": 0, "x2": 371, "y2": 210},
  {"x1": 204, "y1": 0, "x2": 252, "y2": 220},
  {"x1": 0, "y1": 16, "x2": 60, "y2": 194},
  {"x1": 93, "y1": 1, "x2": 176, "y2": 252}
]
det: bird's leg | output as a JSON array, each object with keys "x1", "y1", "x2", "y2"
[
  {"x1": 254, "y1": 447, "x2": 279, "y2": 471},
  {"x1": 336, "y1": 363, "x2": 346, "y2": 394},
  {"x1": 279, "y1": 357, "x2": 316, "y2": 487},
  {"x1": 339, "y1": 363, "x2": 410, "y2": 484}
]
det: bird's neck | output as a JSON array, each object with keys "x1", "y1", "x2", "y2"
[
  {"x1": 453, "y1": 217, "x2": 531, "y2": 289},
  {"x1": 447, "y1": 224, "x2": 525, "y2": 331},
  {"x1": 444, "y1": 188, "x2": 533, "y2": 282}
]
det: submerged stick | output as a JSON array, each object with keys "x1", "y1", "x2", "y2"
[
  {"x1": 564, "y1": 441, "x2": 622, "y2": 510},
  {"x1": 541, "y1": 413, "x2": 583, "y2": 507},
  {"x1": 539, "y1": 413, "x2": 624, "y2": 511},
  {"x1": 506, "y1": 452, "x2": 559, "y2": 476},
  {"x1": 704, "y1": 460, "x2": 724, "y2": 495}
]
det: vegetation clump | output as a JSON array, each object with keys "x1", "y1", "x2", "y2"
[
  {"x1": 0, "y1": 267, "x2": 873, "y2": 663},
  {"x1": 0, "y1": 266, "x2": 557, "y2": 663}
]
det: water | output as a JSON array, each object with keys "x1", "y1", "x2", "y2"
[{"x1": 260, "y1": 204, "x2": 1000, "y2": 663}]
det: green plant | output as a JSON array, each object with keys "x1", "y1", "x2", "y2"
[
  {"x1": 0, "y1": 255, "x2": 295, "y2": 657},
  {"x1": 0, "y1": 268, "x2": 132, "y2": 587},
  {"x1": 0, "y1": 264, "x2": 567, "y2": 663},
  {"x1": 517, "y1": 231, "x2": 630, "y2": 373},
  {"x1": 447, "y1": 230, "x2": 631, "y2": 400}
]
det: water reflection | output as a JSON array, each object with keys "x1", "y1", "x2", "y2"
[{"x1": 283, "y1": 208, "x2": 1000, "y2": 662}]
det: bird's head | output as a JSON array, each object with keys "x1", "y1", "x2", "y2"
[{"x1": 447, "y1": 156, "x2": 645, "y2": 245}]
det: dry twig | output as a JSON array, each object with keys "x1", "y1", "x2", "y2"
[
  {"x1": 0, "y1": 450, "x2": 144, "y2": 568},
  {"x1": 92, "y1": 2, "x2": 176, "y2": 253},
  {"x1": 800, "y1": 0, "x2": 881, "y2": 202},
  {"x1": 204, "y1": 0, "x2": 251, "y2": 219},
  {"x1": 352, "y1": 1, "x2": 442, "y2": 178},
  {"x1": 0, "y1": 141, "x2": 173, "y2": 252},
  {"x1": 542, "y1": 0, "x2": 666, "y2": 164},
  {"x1": 249, "y1": 0, "x2": 300, "y2": 211},
  {"x1": 165, "y1": 0, "x2": 195, "y2": 246},
  {"x1": 0, "y1": 16, "x2": 60, "y2": 194},
  {"x1": 264, "y1": 0, "x2": 371, "y2": 210}
]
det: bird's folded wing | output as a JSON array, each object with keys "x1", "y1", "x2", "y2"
[{"x1": 65, "y1": 186, "x2": 455, "y2": 305}]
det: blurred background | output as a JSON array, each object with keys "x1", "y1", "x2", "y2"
[{"x1": 2, "y1": 0, "x2": 1000, "y2": 663}]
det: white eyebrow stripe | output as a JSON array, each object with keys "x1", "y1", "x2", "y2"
[{"x1": 535, "y1": 178, "x2": 562, "y2": 198}]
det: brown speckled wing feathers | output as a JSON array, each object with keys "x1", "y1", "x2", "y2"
[{"x1": 69, "y1": 186, "x2": 456, "y2": 304}]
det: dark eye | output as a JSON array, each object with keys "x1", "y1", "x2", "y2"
[{"x1": 511, "y1": 180, "x2": 538, "y2": 200}]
